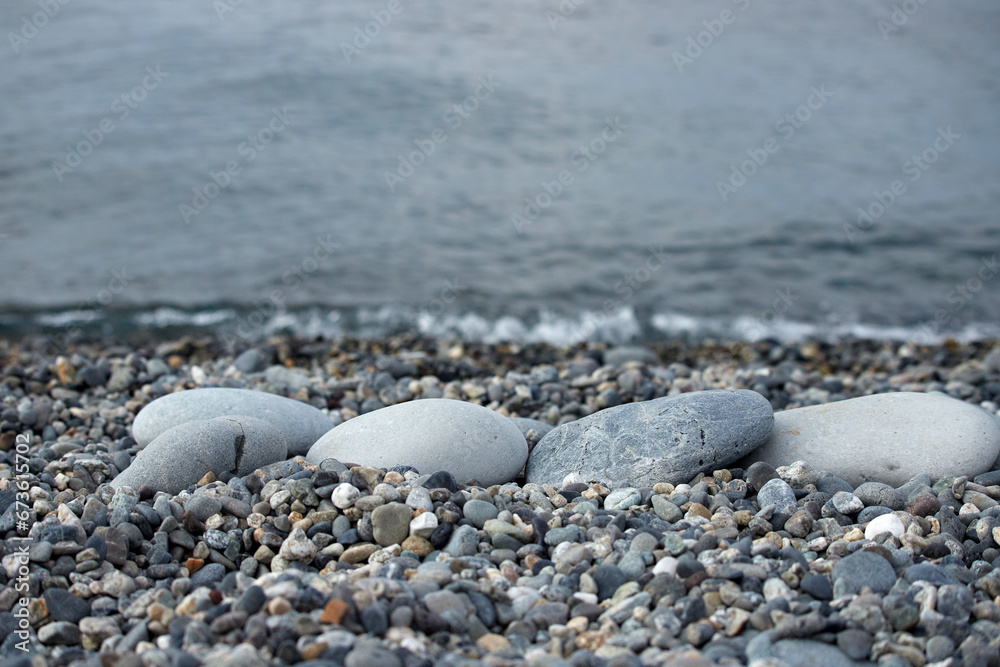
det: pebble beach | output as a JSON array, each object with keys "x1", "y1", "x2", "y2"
[{"x1": 2, "y1": 334, "x2": 1000, "y2": 667}]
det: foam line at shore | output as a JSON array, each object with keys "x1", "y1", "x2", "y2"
[{"x1": 2, "y1": 306, "x2": 999, "y2": 346}]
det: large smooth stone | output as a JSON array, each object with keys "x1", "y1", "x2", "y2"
[
  {"x1": 131, "y1": 388, "x2": 332, "y2": 456},
  {"x1": 112, "y1": 416, "x2": 287, "y2": 494},
  {"x1": 305, "y1": 399, "x2": 528, "y2": 486},
  {"x1": 525, "y1": 390, "x2": 773, "y2": 487},
  {"x1": 742, "y1": 392, "x2": 1000, "y2": 487}
]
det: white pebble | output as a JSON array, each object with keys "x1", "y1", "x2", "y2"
[
  {"x1": 864, "y1": 513, "x2": 905, "y2": 541},
  {"x1": 959, "y1": 502, "x2": 981, "y2": 516},
  {"x1": 652, "y1": 556, "x2": 678, "y2": 576},
  {"x1": 409, "y1": 512, "x2": 438, "y2": 538},
  {"x1": 331, "y1": 483, "x2": 360, "y2": 508},
  {"x1": 762, "y1": 578, "x2": 792, "y2": 602},
  {"x1": 268, "y1": 489, "x2": 291, "y2": 509},
  {"x1": 279, "y1": 528, "x2": 318, "y2": 562}
]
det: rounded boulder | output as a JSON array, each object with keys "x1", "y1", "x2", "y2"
[
  {"x1": 112, "y1": 415, "x2": 287, "y2": 494},
  {"x1": 306, "y1": 399, "x2": 528, "y2": 486},
  {"x1": 743, "y1": 392, "x2": 1000, "y2": 487},
  {"x1": 526, "y1": 389, "x2": 773, "y2": 487}
]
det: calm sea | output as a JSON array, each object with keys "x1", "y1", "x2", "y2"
[{"x1": 2, "y1": 0, "x2": 999, "y2": 345}]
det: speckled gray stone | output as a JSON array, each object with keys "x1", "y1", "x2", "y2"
[
  {"x1": 525, "y1": 390, "x2": 773, "y2": 487},
  {"x1": 112, "y1": 416, "x2": 287, "y2": 494},
  {"x1": 604, "y1": 488, "x2": 641, "y2": 511},
  {"x1": 743, "y1": 392, "x2": 1000, "y2": 487},
  {"x1": 306, "y1": 399, "x2": 528, "y2": 486},
  {"x1": 757, "y1": 478, "x2": 797, "y2": 515},
  {"x1": 131, "y1": 387, "x2": 333, "y2": 456}
]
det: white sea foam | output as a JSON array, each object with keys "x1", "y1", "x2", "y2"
[{"x1": 23, "y1": 306, "x2": 1000, "y2": 346}]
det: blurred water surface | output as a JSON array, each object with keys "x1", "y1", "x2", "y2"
[{"x1": 2, "y1": 0, "x2": 999, "y2": 343}]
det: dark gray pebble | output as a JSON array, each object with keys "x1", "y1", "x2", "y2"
[
  {"x1": 43, "y1": 588, "x2": 91, "y2": 624},
  {"x1": 973, "y1": 470, "x2": 1000, "y2": 486},
  {"x1": 423, "y1": 470, "x2": 459, "y2": 492},
  {"x1": 189, "y1": 563, "x2": 226, "y2": 588},
  {"x1": 936, "y1": 584, "x2": 974, "y2": 619},
  {"x1": 905, "y1": 563, "x2": 963, "y2": 587},
  {"x1": 746, "y1": 461, "x2": 780, "y2": 492},
  {"x1": 856, "y1": 506, "x2": 892, "y2": 523},
  {"x1": 853, "y1": 482, "x2": 905, "y2": 510},
  {"x1": 147, "y1": 564, "x2": 180, "y2": 579},
  {"x1": 184, "y1": 495, "x2": 222, "y2": 522},
  {"x1": 234, "y1": 585, "x2": 265, "y2": 615},
  {"x1": 799, "y1": 574, "x2": 832, "y2": 600},
  {"x1": 832, "y1": 550, "x2": 896, "y2": 597},
  {"x1": 836, "y1": 629, "x2": 873, "y2": 661},
  {"x1": 816, "y1": 476, "x2": 855, "y2": 496},
  {"x1": 361, "y1": 604, "x2": 389, "y2": 636},
  {"x1": 593, "y1": 564, "x2": 626, "y2": 601}
]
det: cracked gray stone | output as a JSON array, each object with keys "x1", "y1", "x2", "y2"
[
  {"x1": 525, "y1": 389, "x2": 773, "y2": 487},
  {"x1": 112, "y1": 415, "x2": 287, "y2": 494}
]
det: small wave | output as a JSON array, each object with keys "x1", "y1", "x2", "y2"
[
  {"x1": 6, "y1": 305, "x2": 999, "y2": 346},
  {"x1": 652, "y1": 312, "x2": 1000, "y2": 345},
  {"x1": 134, "y1": 307, "x2": 238, "y2": 328},
  {"x1": 35, "y1": 310, "x2": 102, "y2": 326}
]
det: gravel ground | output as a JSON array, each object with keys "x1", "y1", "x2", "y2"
[{"x1": 1, "y1": 334, "x2": 999, "y2": 667}]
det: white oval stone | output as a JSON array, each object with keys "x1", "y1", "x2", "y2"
[
  {"x1": 409, "y1": 512, "x2": 438, "y2": 538},
  {"x1": 864, "y1": 513, "x2": 905, "y2": 541},
  {"x1": 306, "y1": 399, "x2": 528, "y2": 486},
  {"x1": 762, "y1": 578, "x2": 792, "y2": 602},
  {"x1": 742, "y1": 392, "x2": 1000, "y2": 487},
  {"x1": 279, "y1": 528, "x2": 318, "y2": 562},
  {"x1": 652, "y1": 556, "x2": 678, "y2": 576},
  {"x1": 131, "y1": 388, "x2": 333, "y2": 456},
  {"x1": 331, "y1": 483, "x2": 360, "y2": 509}
]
